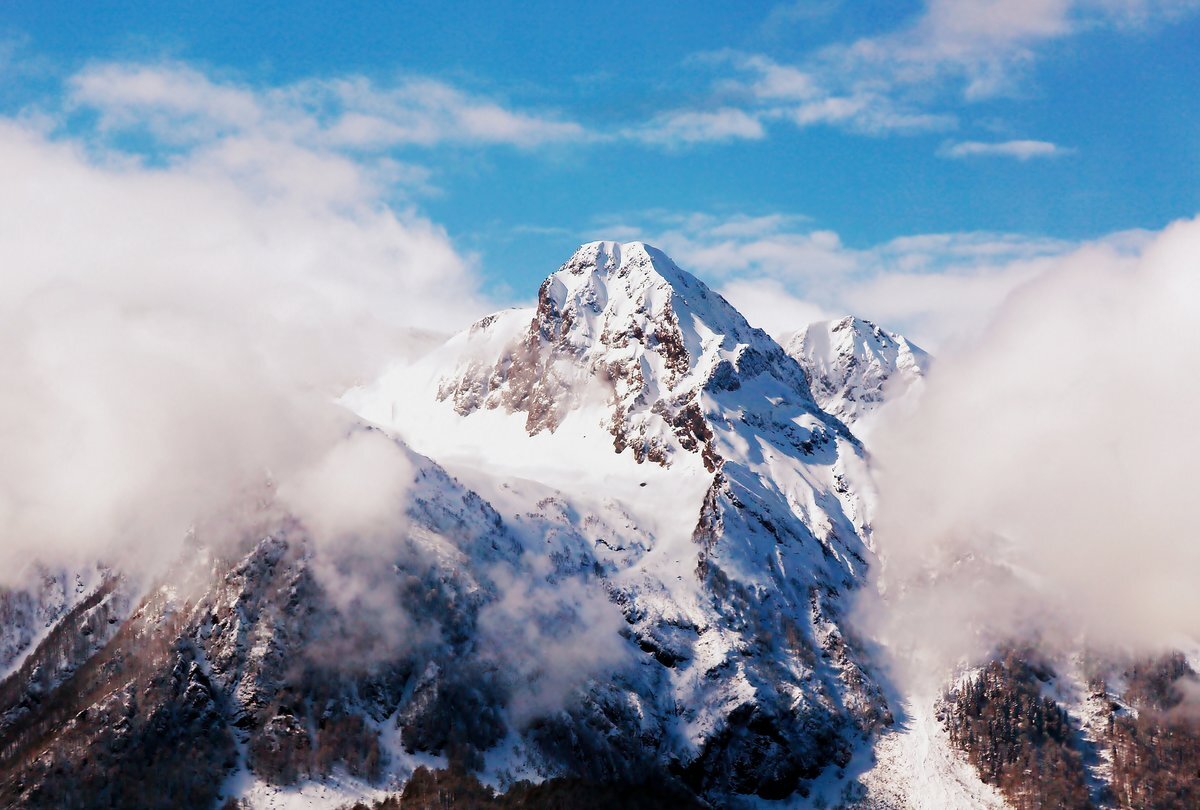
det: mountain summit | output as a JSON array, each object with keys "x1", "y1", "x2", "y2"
[
  {"x1": 437, "y1": 240, "x2": 826, "y2": 469},
  {"x1": 788, "y1": 315, "x2": 930, "y2": 425}
]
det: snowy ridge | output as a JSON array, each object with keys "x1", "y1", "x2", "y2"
[{"x1": 787, "y1": 315, "x2": 930, "y2": 427}]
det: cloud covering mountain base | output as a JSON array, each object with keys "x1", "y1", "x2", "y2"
[{"x1": 858, "y1": 214, "x2": 1200, "y2": 690}]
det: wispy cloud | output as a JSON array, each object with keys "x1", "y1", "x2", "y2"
[
  {"x1": 713, "y1": 52, "x2": 958, "y2": 137},
  {"x1": 939, "y1": 138, "x2": 1074, "y2": 160},
  {"x1": 628, "y1": 106, "x2": 765, "y2": 146},
  {"x1": 70, "y1": 62, "x2": 589, "y2": 151},
  {"x1": 599, "y1": 209, "x2": 1146, "y2": 347},
  {"x1": 780, "y1": 93, "x2": 956, "y2": 134},
  {"x1": 839, "y1": 0, "x2": 1200, "y2": 99},
  {"x1": 660, "y1": 2, "x2": 1199, "y2": 147}
]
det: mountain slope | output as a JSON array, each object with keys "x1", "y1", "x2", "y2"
[
  {"x1": 0, "y1": 431, "x2": 532, "y2": 809},
  {"x1": 0, "y1": 565, "x2": 112, "y2": 681}
]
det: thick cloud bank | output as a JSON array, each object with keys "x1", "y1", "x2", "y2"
[
  {"x1": 0, "y1": 120, "x2": 488, "y2": 584},
  {"x1": 859, "y1": 215, "x2": 1200, "y2": 689}
]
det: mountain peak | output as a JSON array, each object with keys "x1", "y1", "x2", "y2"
[
  {"x1": 563, "y1": 240, "x2": 671, "y2": 274},
  {"x1": 432, "y1": 242, "x2": 827, "y2": 468},
  {"x1": 555, "y1": 240, "x2": 699, "y2": 299},
  {"x1": 546, "y1": 239, "x2": 726, "y2": 334},
  {"x1": 534, "y1": 240, "x2": 754, "y2": 361},
  {"x1": 787, "y1": 316, "x2": 930, "y2": 424}
]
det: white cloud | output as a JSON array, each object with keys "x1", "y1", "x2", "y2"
[
  {"x1": 72, "y1": 63, "x2": 262, "y2": 140},
  {"x1": 477, "y1": 563, "x2": 633, "y2": 726},
  {"x1": 718, "y1": 278, "x2": 834, "y2": 339},
  {"x1": 715, "y1": 53, "x2": 958, "y2": 137},
  {"x1": 738, "y1": 55, "x2": 821, "y2": 101},
  {"x1": 630, "y1": 107, "x2": 765, "y2": 145},
  {"x1": 63, "y1": 6, "x2": 1199, "y2": 158},
  {"x1": 785, "y1": 93, "x2": 957, "y2": 134},
  {"x1": 856, "y1": 213, "x2": 1200, "y2": 690},
  {"x1": 940, "y1": 138, "x2": 1073, "y2": 159},
  {"x1": 913, "y1": 0, "x2": 1197, "y2": 56},
  {"x1": 673, "y1": 2, "x2": 1199, "y2": 146},
  {"x1": 70, "y1": 61, "x2": 588, "y2": 151},
  {"x1": 908, "y1": 0, "x2": 1076, "y2": 61},
  {"x1": 277, "y1": 430, "x2": 416, "y2": 546},
  {"x1": 609, "y1": 210, "x2": 1103, "y2": 349},
  {"x1": 844, "y1": 0, "x2": 1200, "y2": 98},
  {"x1": 299, "y1": 76, "x2": 588, "y2": 148},
  {"x1": 0, "y1": 79, "x2": 495, "y2": 584}
]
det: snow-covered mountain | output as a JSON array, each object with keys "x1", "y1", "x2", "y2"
[
  {"x1": 0, "y1": 241, "x2": 1053, "y2": 810},
  {"x1": 350, "y1": 241, "x2": 890, "y2": 799},
  {"x1": 787, "y1": 316, "x2": 929, "y2": 426}
]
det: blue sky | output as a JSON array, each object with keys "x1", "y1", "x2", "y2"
[{"x1": 3, "y1": 1, "x2": 1199, "y2": 345}]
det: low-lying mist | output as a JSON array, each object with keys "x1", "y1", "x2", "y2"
[{"x1": 857, "y1": 215, "x2": 1200, "y2": 691}]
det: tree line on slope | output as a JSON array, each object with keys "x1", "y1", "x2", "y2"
[{"x1": 944, "y1": 648, "x2": 1200, "y2": 810}]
